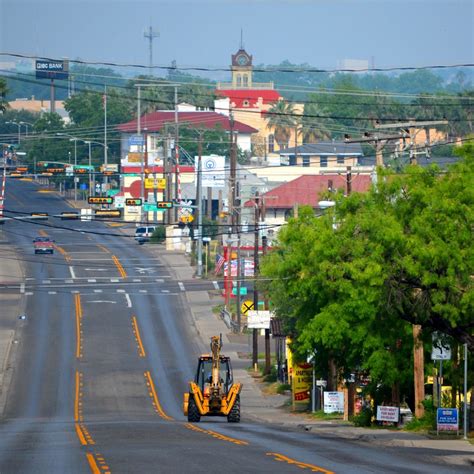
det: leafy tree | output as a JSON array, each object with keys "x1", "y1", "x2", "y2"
[
  {"x1": 301, "y1": 102, "x2": 333, "y2": 142},
  {"x1": 261, "y1": 145, "x2": 474, "y2": 401},
  {"x1": 0, "y1": 77, "x2": 8, "y2": 113}
]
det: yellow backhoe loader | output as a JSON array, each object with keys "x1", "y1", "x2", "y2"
[{"x1": 183, "y1": 335, "x2": 242, "y2": 422}]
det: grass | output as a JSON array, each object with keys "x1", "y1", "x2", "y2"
[{"x1": 309, "y1": 410, "x2": 344, "y2": 421}]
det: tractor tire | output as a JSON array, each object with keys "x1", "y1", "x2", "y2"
[
  {"x1": 227, "y1": 395, "x2": 240, "y2": 423},
  {"x1": 187, "y1": 396, "x2": 201, "y2": 422}
]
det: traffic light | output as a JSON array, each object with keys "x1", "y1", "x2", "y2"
[
  {"x1": 88, "y1": 197, "x2": 114, "y2": 205},
  {"x1": 157, "y1": 201, "x2": 173, "y2": 209},
  {"x1": 125, "y1": 198, "x2": 142, "y2": 206}
]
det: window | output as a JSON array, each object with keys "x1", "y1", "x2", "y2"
[
  {"x1": 337, "y1": 156, "x2": 345, "y2": 165},
  {"x1": 303, "y1": 156, "x2": 310, "y2": 167},
  {"x1": 243, "y1": 100, "x2": 250, "y2": 107},
  {"x1": 289, "y1": 155, "x2": 297, "y2": 166},
  {"x1": 236, "y1": 74, "x2": 242, "y2": 87},
  {"x1": 243, "y1": 75, "x2": 249, "y2": 87},
  {"x1": 268, "y1": 134, "x2": 275, "y2": 153},
  {"x1": 320, "y1": 157, "x2": 328, "y2": 167}
]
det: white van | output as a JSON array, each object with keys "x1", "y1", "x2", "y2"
[{"x1": 134, "y1": 226, "x2": 156, "y2": 244}]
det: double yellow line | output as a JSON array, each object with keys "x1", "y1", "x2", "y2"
[
  {"x1": 111, "y1": 255, "x2": 126, "y2": 278},
  {"x1": 75, "y1": 294, "x2": 83, "y2": 359},
  {"x1": 185, "y1": 423, "x2": 248, "y2": 446},
  {"x1": 144, "y1": 371, "x2": 173, "y2": 421},
  {"x1": 132, "y1": 316, "x2": 146, "y2": 357}
]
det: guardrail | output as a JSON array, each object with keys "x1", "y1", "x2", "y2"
[{"x1": 220, "y1": 308, "x2": 239, "y2": 333}]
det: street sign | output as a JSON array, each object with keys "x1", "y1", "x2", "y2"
[
  {"x1": 247, "y1": 310, "x2": 272, "y2": 329},
  {"x1": 88, "y1": 196, "x2": 114, "y2": 205},
  {"x1": 128, "y1": 135, "x2": 144, "y2": 147},
  {"x1": 180, "y1": 215, "x2": 194, "y2": 223},
  {"x1": 232, "y1": 287, "x2": 248, "y2": 296},
  {"x1": 94, "y1": 209, "x2": 122, "y2": 218},
  {"x1": 432, "y1": 333, "x2": 451, "y2": 360},
  {"x1": 125, "y1": 198, "x2": 142, "y2": 206},
  {"x1": 241, "y1": 300, "x2": 254, "y2": 315},
  {"x1": 145, "y1": 177, "x2": 166, "y2": 189},
  {"x1": 437, "y1": 408, "x2": 458, "y2": 433}
]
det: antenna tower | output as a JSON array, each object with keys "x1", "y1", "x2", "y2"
[{"x1": 144, "y1": 26, "x2": 160, "y2": 76}]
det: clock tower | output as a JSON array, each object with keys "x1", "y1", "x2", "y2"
[{"x1": 231, "y1": 48, "x2": 253, "y2": 89}]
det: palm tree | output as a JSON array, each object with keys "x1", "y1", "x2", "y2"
[
  {"x1": 0, "y1": 78, "x2": 9, "y2": 113},
  {"x1": 301, "y1": 103, "x2": 333, "y2": 142},
  {"x1": 266, "y1": 100, "x2": 296, "y2": 150}
]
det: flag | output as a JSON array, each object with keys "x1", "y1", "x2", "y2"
[{"x1": 214, "y1": 254, "x2": 225, "y2": 274}]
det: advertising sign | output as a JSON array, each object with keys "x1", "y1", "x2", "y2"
[
  {"x1": 376, "y1": 406, "x2": 400, "y2": 423},
  {"x1": 145, "y1": 178, "x2": 166, "y2": 190},
  {"x1": 247, "y1": 310, "x2": 273, "y2": 329},
  {"x1": 195, "y1": 155, "x2": 225, "y2": 188},
  {"x1": 35, "y1": 59, "x2": 69, "y2": 80},
  {"x1": 432, "y1": 333, "x2": 451, "y2": 360},
  {"x1": 292, "y1": 363, "x2": 313, "y2": 402},
  {"x1": 127, "y1": 152, "x2": 144, "y2": 163},
  {"x1": 323, "y1": 392, "x2": 344, "y2": 413},
  {"x1": 437, "y1": 408, "x2": 458, "y2": 432}
]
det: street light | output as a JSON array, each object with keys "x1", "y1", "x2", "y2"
[
  {"x1": 19, "y1": 121, "x2": 34, "y2": 135},
  {"x1": 6, "y1": 121, "x2": 21, "y2": 144}
]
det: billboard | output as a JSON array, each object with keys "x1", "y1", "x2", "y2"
[
  {"x1": 195, "y1": 155, "x2": 225, "y2": 188},
  {"x1": 35, "y1": 59, "x2": 69, "y2": 80}
]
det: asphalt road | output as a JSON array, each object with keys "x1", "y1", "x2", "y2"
[{"x1": 0, "y1": 179, "x2": 470, "y2": 473}]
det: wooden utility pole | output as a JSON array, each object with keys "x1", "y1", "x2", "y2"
[
  {"x1": 262, "y1": 235, "x2": 271, "y2": 375},
  {"x1": 413, "y1": 325, "x2": 425, "y2": 418},
  {"x1": 345, "y1": 166, "x2": 352, "y2": 195},
  {"x1": 252, "y1": 192, "x2": 260, "y2": 370}
]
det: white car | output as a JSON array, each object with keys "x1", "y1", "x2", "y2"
[{"x1": 134, "y1": 226, "x2": 156, "y2": 244}]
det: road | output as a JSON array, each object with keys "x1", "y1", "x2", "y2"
[{"x1": 0, "y1": 179, "x2": 470, "y2": 473}]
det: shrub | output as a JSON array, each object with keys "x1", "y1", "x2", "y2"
[
  {"x1": 150, "y1": 225, "x2": 166, "y2": 243},
  {"x1": 352, "y1": 408, "x2": 373, "y2": 427}
]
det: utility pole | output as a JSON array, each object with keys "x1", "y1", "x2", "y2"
[
  {"x1": 252, "y1": 192, "x2": 260, "y2": 371},
  {"x1": 413, "y1": 325, "x2": 425, "y2": 418},
  {"x1": 136, "y1": 85, "x2": 144, "y2": 222},
  {"x1": 196, "y1": 132, "x2": 203, "y2": 277},
  {"x1": 346, "y1": 166, "x2": 352, "y2": 195},
  {"x1": 236, "y1": 234, "x2": 242, "y2": 332},
  {"x1": 174, "y1": 85, "x2": 180, "y2": 222},
  {"x1": 104, "y1": 85, "x2": 108, "y2": 189},
  {"x1": 229, "y1": 111, "x2": 237, "y2": 232},
  {"x1": 262, "y1": 235, "x2": 271, "y2": 375},
  {"x1": 144, "y1": 26, "x2": 160, "y2": 76}
]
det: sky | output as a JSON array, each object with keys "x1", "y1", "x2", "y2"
[{"x1": 1, "y1": 0, "x2": 473, "y2": 77}]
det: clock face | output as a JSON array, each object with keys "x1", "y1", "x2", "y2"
[{"x1": 236, "y1": 54, "x2": 249, "y2": 66}]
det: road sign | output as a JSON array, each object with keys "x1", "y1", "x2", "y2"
[
  {"x1": 432, "y1": 333, "x2": 451, "y2": 360},
  {"x1": 145, "y1": 177, "x2": 166, "y2": 189},
  {"x1": 232, "y1": 287, "x2": 247, "y2": 296},
  {"x1": 125, "y1": 198, "x2": 142, "y2": 206},
  {"x1": 241, "y1": 300, "x2": 254, "y2": 315},
  {"x1": 94, "y1": 209, "x2": 122, "y2": 218},
  {"x1": 247, "y1": 310, "x2": 272, "y2": 329},
  {"x1": 128, "y1": 135, "x2": 144, "y2": 147},
  {"x1": 180, "y1": 215, "x2": 194, "y2": 223},
  {"x1": 88, "y1": 196, "x2": 114, "y2": 205}
]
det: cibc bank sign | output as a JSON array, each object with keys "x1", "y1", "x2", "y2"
[{"x1": 35, "y1": 59, "x2": 69, "y2": 80}]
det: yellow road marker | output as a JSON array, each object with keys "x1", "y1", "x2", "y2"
[
  {"x1": 75, "y1": 423, "x2": 87, "y2": 445},
  {"x1": 144, "y1": 371, "x2": 173, "y2": 421},
  {"x1": 96, "y1": 244, "x2": 111, "y2": 254},
  {"x1": 86, "y1": 453, "x2": 102, "y2": 474},
  {"x1": 266, "y1": 453, "x2": 334, "y2": 473},
  {"x1": 55, "y1": 245, "x2": 71, "y2": 263},
  {"x1": 132, "y1": 316, "x2": 146, "y2": 357},
  {"x1": 185, "y1": 423, "x2": 248, "y2": 446},
  {"x1": 111, "y1": 255, "x2": 127, "y2": 278},
  {"x1": 75, "y1": 294, "x2": 83, "y2": 358},
  {"x1": 38, "y1": 229, "x2": 48, "y2": 237}
]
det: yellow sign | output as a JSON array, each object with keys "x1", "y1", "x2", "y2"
[
  {"x1": 292, "y1": 363, "x2": 312, "y2": 403},
  {"x1": 127, "y1": 152, "x2": 144, "y2": 163},
  {"x1": 241, "y1": 300, "x2": 254, "y2": 315},
  {"x1": 180, "y1": 215, "x2": 194, "y2": 223},
  {"x1": 145, "y1": 178, "x2": 166, "y2": 190}
]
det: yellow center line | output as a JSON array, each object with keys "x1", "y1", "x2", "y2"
[
  {"x1": 144, "y1": 371, "x2": 173, "y2": 421},
  {"x1": 184, "y1": 423, "x2": 249, "y2": 446},
  {"x1": 74, "y1": 370, "x2": 81, "y2": 422},
  {"x1": 132, "y1": 316, "x2": 146, "y2": 357},
  {"x1": 38, "y1": 229, "x2": 48, "y2": 237},
  {"x1": 55, "y1": 244, "x2": 71, "y2": 263},
  {"x1": 266, "y1": 453, "x2": 334, "y2": 473},
  {"x1": 96, "y1": 244, "x2": 111, "y2": 254},
  {"x1": 75, "y1": 423, "x2": 88, "y2": 445},
  {"x1": 75, "y1": 294, "x2": 83, "y2": 359},
  {"x1": 111, "y1": 255, "x2": 127, "y2": 278},
  {"x1": 86, "y1": 453, "x2": 102, "y2": 474}
]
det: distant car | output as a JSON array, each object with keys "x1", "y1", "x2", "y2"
[
  {"x1": 134, "y1": 226, "x2": 156, "y2": 245},
  {"x1": 33, "y1": 236, "x2": 55, "y2": 254}
]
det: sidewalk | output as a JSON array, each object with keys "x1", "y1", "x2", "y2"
[{"x1": 153, "y1": 245, "x2": 474, "y2": 467}]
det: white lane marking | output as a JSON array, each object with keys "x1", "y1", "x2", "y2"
[
  {"x1": 65, "y1": 279, "x2": 73, "y2": 284},
  {"x1": 133, "y1": 278, "x2": 141, "y2": 282},
  {"x1": 48, "y1": 291, "x2": 57, "y2": 295},
  {"x1": 71, "y1": 290, "x2": 79, "y2": 294},
  {"x1": 178, "y1": 282, "x2": 185, "y2": 292},
  {"x1": 155, "y1": 279, "x2": 164, "y2": 283},
  {"x1": 25, "y1": 292, "x2": 33, "y2": 296},
  {"x1": 87, "y1": 279, "x2": 97, "y2": 283},
  {"x1": 110, "y1": 279, "x2": 119, "y2": 282},
  {"x1": 135, "y1": 267, "x2": 155, "y2": 274},
  {"x1": 139, "y1": 289, "x2": 147, "y2": 293},
  {"x1": 43, "y1": 279, "x2": 51, "y2": 284},
  {"x1": 125, "y1": 293, "x2": 132, "y2": 308},
  {"x1": 116, "y1": 289, "x2": 125, "y2": 293},
  {"x1": 94, "y1": 289, "x2": 103, "y2": 293},
  {"x1": 213, "y1": 281, "x2": 220, "y2": 290},
  {"x1": 20, "y1": 283, "x2": 25, "y2": 294},
  {"x1": 161, "y1": 290, "x2": 170, "y2": 294},
  {"x1": 84, "y1": 268, "x2": 109, "y2": 271},
  {"x1": 69, "y1": 266, "x2": 76, "y2": 279},
  {"x1": 26, "y1": 278, "x2": 35, "y2": 281},
  {"x1": 86, "y1": 300, "x2": 117, "y2": 304}
]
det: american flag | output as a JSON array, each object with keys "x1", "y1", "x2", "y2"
[{"x1": 214, "y1": 254, "x2": 225, "y2": 274}]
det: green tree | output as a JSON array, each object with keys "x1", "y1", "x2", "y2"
[
  {"x1": 301, "y1": 102, "x2": 333, "y2": 142},
  {"x1": 266, "y1": 100, "x2": 296, "y2": 150},
  {"x1": 0, "y1": 77, "x2": 8, "y2": 113}
]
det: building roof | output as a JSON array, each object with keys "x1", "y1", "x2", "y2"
[
  {"x1": 116, "y1": 111, "x2": 258, "y2": 134},
  {"x1": 244, "y1": 174, "x2": 372, "y2": 209},
  {"x1": 359, "y1": 155, "x2": 461, "y2": 168},
  {"x1": 215, "y1": 89, "x2": 281, "y2": 108},
  {"x1": 279, "y1": 142, "x2": 364, "y2": 156}
]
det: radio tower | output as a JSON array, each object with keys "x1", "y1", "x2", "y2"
[{"x1": 144, "y1": 25, "x2": 160, "y2": 76}]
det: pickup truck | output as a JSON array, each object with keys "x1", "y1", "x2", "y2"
[{"x1": 33, "y1": 237, "x2": 55, "y2": 254}]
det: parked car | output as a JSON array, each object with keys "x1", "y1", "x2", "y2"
[
  {"x1": 33, "y1": 236, "x2": 55, "y2": 254},
  {"x1": 134, "y1": 226, "x2": 156, "y2": 245}
]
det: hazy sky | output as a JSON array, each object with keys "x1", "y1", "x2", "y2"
[{"x1": 1, "y1": 0, "x2": 473, "y2": 76}]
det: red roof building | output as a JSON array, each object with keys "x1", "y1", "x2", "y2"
[
  {"x1": 116, "y1": 111, "x2": 258, "y2": 134},
  {"x1": 215, "y1": 89, "x2": 281, "y2": 109}
]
